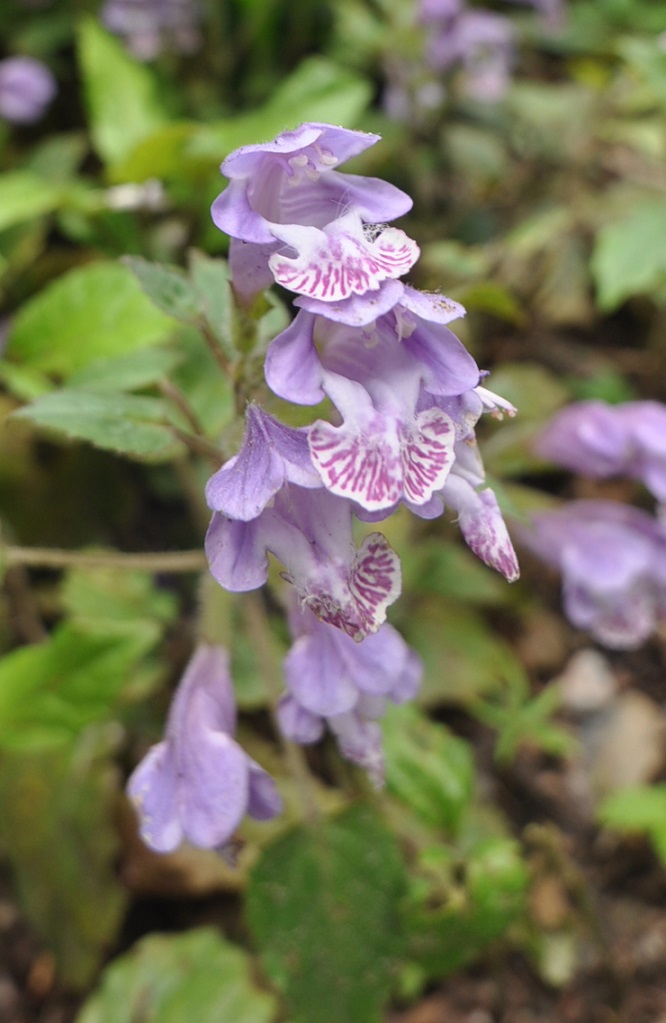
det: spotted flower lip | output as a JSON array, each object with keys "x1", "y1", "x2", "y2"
[
  {"x1": 212, "y1": 122, "x2": 413, "y2": 247},
  {"x1": 127, "y1": 645, "x2": 282, "y2": 853},
  {"x1": 205, "y1": 486, "x2": 402, "y2": 641},
  {"x1": 267, "y1": 212, "x2": 420, "y2": 303},
  {"x1": 517, "y1": 500, "x2": 666, "y2": 649}
]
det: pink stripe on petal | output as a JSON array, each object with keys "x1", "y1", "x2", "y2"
[
  {"x1": 401, "y1": 409, "x2": 455, "y2": 505},
  {"x1": 269, "y1": 224, "x2": 419, "y2": 302},
  {"x1": 349, "y1": 533, "x2": 402, "y2": 636},
  {"x1": 309, "y1": 419, "x2": 402, "y2": 510}
]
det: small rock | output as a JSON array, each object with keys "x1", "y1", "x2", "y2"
[{"x1": 555, "y1": 649, "x2": 617, "y2": 715}]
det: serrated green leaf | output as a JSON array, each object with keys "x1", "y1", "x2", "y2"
[
  {"x1": 0, "y1": 170, "x2": 62, "y2": 231},
  {"x1": 0, "y1": 728, "x2": 128, "y2": 989},
  {"x1": 68, "y1": 347, "x2": 182, "y2": 393},
  {"x1": 188, "y1": 250, "x2": 235, "y2": 353},
  {"x1": 383, "y1": 704, "x2": 474, "y2": 834},
  {"x1": 77, "y1": 17, "x2": 168, "y2": 166},
  {"x1": 123, "y1": 256, "x2": 200, "y2": 323},
  {"x1": 75, "y1": 928, "x2": 277, "y2": 1023},
  {"x1": 13, "y1": 389, "x2": 183, "y2": 462},
  {"x1": 6, "y1": 262, "x2": 175, "y2": 377},
  {"x1": 591, "y1": 198, "x2": 666, "y2": 310},
  {"x1": 247, "y1": 804, "x2": 406, "y2": 1023}
]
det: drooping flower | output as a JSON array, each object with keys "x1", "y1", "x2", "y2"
[
  {"x1": 517, "y1": 500, "x2": 666, "y2": 649},
  {"x1": 101, "y1": 0, "x2": 202, "y2": 60},
  {"x1": 277, "y1": 603, "x2": 421, "y2": 784},
  {"x1": 206, "y1": 485, "x2": 401, "y2": 641},
  {"x1": 0, "y1": 56, "x2": 56, "y2": 124},
  {"x1": 127, "y1": 645, "x2": 282, "y2": 853}
]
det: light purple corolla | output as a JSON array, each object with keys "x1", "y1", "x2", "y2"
[
  {"x1": 421, "y1": 1, "x2": 515, "y2": 103},
  {"x1": 265, "y1": 287, "x2": 479, "y2": 513},
  {"x1": 206, "y1": 485, "x2": 401, "y2": 641},
  {"x1": 277, "y1": 603, "x2": 422, "y2": 784},
  {"x1": 517, "y1": 500, "x2": 666, "y2": 649},
  {"x1": 127, "y1": 645, "x2": 282, "y2": 852},
  {"x1": 0, "y1": 57, "x2": 56, "y2": 124},
  {"x1": 537, "y1": 400, "x2": 666, "y2": 506}
]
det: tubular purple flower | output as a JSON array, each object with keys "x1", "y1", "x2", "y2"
[
  {"x1": 205, "y1": 404, "x2": 321, "y2": 522},
  {"x1": 101, "y1": 0, "x2": 202, "y2": 60},
  {"x1": 127, "y1": 645, "x2": 282, "y2": 853},
  {"x1": 211, "y1": 123, "x2": 414, "y2": 247},
  {"x1": 0, "y1": 57, "x2": 56, "y2": 124},
  {"x1": 205, "y1": 486, "x2": 401, "y2": 641},
  {"x1": 517, "y1": 500, "x2": 666, "y2": 649},
  {"x1": 277, "y1": 604, "x2": 422, "y2": 785}
]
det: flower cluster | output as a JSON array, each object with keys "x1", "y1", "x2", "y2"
[
  {"x1": 129, "y1": 122, "x2": 518, "y2": 854},
  {"x1": 101, "y1": 0, "x2": 202, "y2": 60},
  {"x1": 384, "y1": 0, "x2": 565, "y2": 122},
  {"x1": 519, "y1": 399, "x2": 666, "y2": 648}
]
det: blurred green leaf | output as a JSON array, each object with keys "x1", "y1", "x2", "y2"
[
  {"x1": 13, "y1": 390, "x2": 184, "y2": 462},
  {"x1": 458, "y1": 282, "x2": 525, "y2": 324},
  {"x1": 407, "y1": 838, "x2": 527, "y2": 979},
  {"x1": 68, "y1": 348, "x2": 183, "y2": 393},
  {"x1": 591, "y1": 197, "x2": 666, "y2": 311},
  {"x1": 0, "y1": 171, "x2": 62, "y2": 231},
  {"x1": 6, "y1": 262, "x2": 175, "y2": 377},
  {"x1": 471, "y1": 678, "x2": 574, "y2": 764},
  {"x1": 62, "y1": 565, "x2": 177, "y2": 643},
  {"x1": 75, "y1": 928, "x2": 277, "y2": 1023},
  {"x1": 403, "y1": 540, "x2": 512, "y2": 606},
  {"x1": 247, "y1": 804, "x2": 406, "y2": 1023},
  {"x1": 0, "y1": 727, "x2": 127, "y2": 989},
  {"x1": 188, "y1": 251, "x2": 235, "y2": 354},
  {"x1": 77, "y1": 17, "x2": 168, "y2": 166},
  {"x1": 599, "y1": 784, "x2": 666, "y2": 863},
  {"x1": 383, "y1": 704, "x2": 474, "y2": 834},
  {"x1": 123, "y1": 256, "x2": 200, "y2": 323},
  {"x1": 0, "y1": 623, "x2": 155, "y2": 750}
]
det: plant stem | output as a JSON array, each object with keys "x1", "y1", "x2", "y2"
[{"x1": 3, "y1": 546, "x2": 207, "y2": 572}]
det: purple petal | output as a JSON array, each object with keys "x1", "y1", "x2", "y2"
[
  {"x1": 444, "y1": 477, "x2": 519, "y2": 581},
  {"x1": 178, "y1": 731, "x2": 250, "y2": 847},
  {"x1": 246, "y1": 759, "x2": 283, "y2": 820},
  {"x1": 295, "y1": 279, "x2": 405, "y2": 326},
  {"x1": 205, "y1": 513, "x2": 269, "y2": 591},
  {"x1": 265, "y1": 311, "x2": 326, "y2": 404},
  {"x1": 127, "y1": 742, "x2": 183, "y2": 853},
  {"x1": 535, "y1": 401, "x2": 629, "y2": 476},
  {"x1": 285, "y1": 630, "x2": 359, "y2": 716},
  {"x1": 277, "y1": 693, "x2": 325, "y2": 744}
]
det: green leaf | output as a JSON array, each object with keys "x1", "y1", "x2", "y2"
[
  {"x1": 0, "y1": 623, "x2": 155, "y2": 750},
  {"x1": 599, "y1": 784, "x2": 666, "y2": 863},
  {"x1": 77, "y1": 17, "x2": 168, "y2": 166},
  {"x1": 0, "y1": 171, "x2": 62, "y2": 231},
  {"x1": 0, "y1": 728, "x2": 128, "y2": 989},
  {"x1": 247, "y1": 804, "x2": 407, "y2": 1023},
  {"x1": 407, "y1": 838, "x2": 527, "y2": 979},
  {"x1": 188, "y1": 251, "x2": 235, "y2": 353},
  {"x1": 13, "y1": 389, "x2": 183, "y2": 462},
  {"x1": 591, "y1": 198, "x2": 666, "y2": 310},
  {"x1": 75, "y1": 928, "x2": 277, "y2": 1023},
  {"x1": 122, "y1": 256, "x2": 200, "y2": 323},
  {"x1": 68, "y1": 347, "x2": 182, "y2": 393},
  {"x1": 6, "y1": 261, "x2": 175, "y2": 377},
  {"x1": 383, "y1": 704, "x2": 474, "y2": 834}
]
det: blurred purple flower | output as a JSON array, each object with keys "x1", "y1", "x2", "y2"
[
  {"x1": 536, "y1": 400, "x2": 666, "y2": 505},
  {"x1": 518, "y1": 501, "x2": 666, "y2": 649},
  {"x1": 101, "y1": 0, "x2": 202, "y2": 60},
  {"x1": 0, "y1": 57, "x2": 56, "y2": 124},
  {"x1": 127, "y1": 645, "x2": 282, "y2": 853}
]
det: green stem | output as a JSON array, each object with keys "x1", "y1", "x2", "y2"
[{"x1": 3, "y1": 546, "x2": 207, "y2": 572}]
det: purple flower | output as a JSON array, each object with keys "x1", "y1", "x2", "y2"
[
  {"x1": 277, "y1": 603, "x2": 422, "y2": 784},
  {"x1": 265, "y1": 287, "x2": 478, "y2": 512},
  {"x1": 205, "y1": 485, "x2": 401, "y2": 641},
  {"x1": 127, "y1": 645, "x2": 282, "y2": 853},
  {"x1": 517, "y1": 500, "x2": 666, "y2": 649},
  {"x1": 421, "y1": 3, "x2": 515, "y2": 103},
  {"x1": 212, "y1": 123, "x2": 413, "y2": 247},
  {"x1": 0, "y1": 57, "x2": 56, "y2": 124},
  {"x1": 204, "y1": 404, "x2": 321, "y2": 522},
  {"x1": 536, "y1": 400, "x2": 666, "y2": 505},
  {"x1": 101, "y1": 0, "x2": 202, "y2": 60}
]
